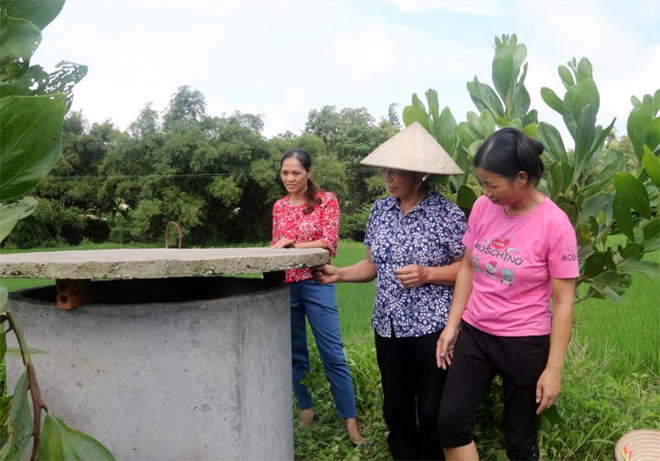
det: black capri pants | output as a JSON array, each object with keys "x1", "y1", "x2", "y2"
[{"x1": 438, "y1": 322, "x2": 550, "y2": 461}]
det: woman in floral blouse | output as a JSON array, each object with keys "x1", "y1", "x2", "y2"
[
  {"x1": 271, "y1": 148, "x2": 365, "y2": 445},
  {"x1": 313, "y1": 123, "x2": 467, "y2": 460}
]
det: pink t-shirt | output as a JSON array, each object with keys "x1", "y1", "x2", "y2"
[{"x1": 462, "y1": 195, "x2": 579, "y2": 337}]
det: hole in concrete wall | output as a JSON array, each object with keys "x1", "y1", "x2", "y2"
[{"x1": 20, "y1": 276, "x2": 283, "y2": 305}]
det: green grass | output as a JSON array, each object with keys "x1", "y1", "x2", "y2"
[
  {"x1": 333, "y1": 241, "x2": 376, "y2": 342},
  {"x1": 574, "y1": 248, "x2": 659, "y2": 376}
]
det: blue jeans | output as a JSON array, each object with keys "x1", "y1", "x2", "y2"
[{"x1": 290, "y1": 279, "x2": 357, "y2": 419}]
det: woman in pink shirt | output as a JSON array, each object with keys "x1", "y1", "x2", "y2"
[{"x1": 436, "y1": 128, "x2": 579, "y2": 461}]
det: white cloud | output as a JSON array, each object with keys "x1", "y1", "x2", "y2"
[{"x1": 386, "y1": 0, "x2": 506, "y2": 16}]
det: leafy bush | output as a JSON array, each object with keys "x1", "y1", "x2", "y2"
[
  {"x1": 403, "y1": 34, "x2": 659, "y2": 301},
  {"x1": 3, "y1": 199, "x2": 86, "y2": 248},
  {"x1": 340, "y1": 204, "x2": 372, "y2": 242}
]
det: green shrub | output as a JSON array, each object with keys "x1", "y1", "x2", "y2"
[
  {"x1": 3, "y1": 198, "x2": 86, "y2": 248},
  {"x1": 340, "y1": 204, "x2": 372, "y2": 242}
]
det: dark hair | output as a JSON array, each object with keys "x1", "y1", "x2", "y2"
[
  {"x1": 473, "y1": 128, "x2": 545, "y2": 184},
  {"x1": 280, "y1": 149, "x2": 323, "y2": 214}
]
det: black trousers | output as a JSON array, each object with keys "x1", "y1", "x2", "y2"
[
  {"x1": 375, "y1": 328, "x2": 447, "y2": 461},
  {"x1": 438, "y1": 323, "x2": 550, "y2": 461}
]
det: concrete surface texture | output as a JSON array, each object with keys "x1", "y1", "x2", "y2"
[
  {"x1": 5, "y1": 277, "x2": 294, "y2": 460},
  {"x1": 0, "y1": 247, "x2": 329, "y2": 279}
]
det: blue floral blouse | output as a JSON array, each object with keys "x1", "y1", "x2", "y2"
[{"x1": 364, "y1": 191, "x2": 467, "y2": 338}]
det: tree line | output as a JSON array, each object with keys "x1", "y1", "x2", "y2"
[{"x1": 5, "y1": 86, "x2": 403, "y2": 248}]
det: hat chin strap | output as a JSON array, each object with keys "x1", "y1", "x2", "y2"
[{"x1": 415, "y1": 173, "x2": 431, "y2": 190}]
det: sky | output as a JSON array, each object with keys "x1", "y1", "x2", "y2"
[{"x1": 32, "y1": 0, "x2": 660, "y2": 143}]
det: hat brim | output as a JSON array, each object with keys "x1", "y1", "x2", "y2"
[{"x1": 359, "y1": 121, "x2": 464, "y2": 175}]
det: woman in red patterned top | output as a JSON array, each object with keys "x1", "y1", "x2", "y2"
[{"x1": 271, "y1": 149, "x2": 365, "y2": 445}]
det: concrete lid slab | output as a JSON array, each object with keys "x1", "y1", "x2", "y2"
[{"x1": 0, "y1": 248, "x2": 330, "y2": 280}]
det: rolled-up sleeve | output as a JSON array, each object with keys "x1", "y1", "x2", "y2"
[{"x1": 320, "y1": 193, "x2": 340, "y2": 257}]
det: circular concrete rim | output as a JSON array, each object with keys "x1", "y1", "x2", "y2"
[{"x1": 0, "y1": 248, "x2": 330, "y2": 280}]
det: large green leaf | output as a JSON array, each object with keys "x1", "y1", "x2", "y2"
[
  {"x1": 467, "y1": 111, "x2": 486, "y2": 137},
  {"x1": 425, "y1": 89, "x2": 440, "y2": 120},
  {"x1": 581, "y1": 153, "x2": 628, "y2": 198},
  {"x1": 538, "y1": 122, "x2": 568, "y2": 164},
  {"x1": 513, "y1": 42, "x2": 526, "y2": 71},
  {"x1": 579, "y1": 193, "x2": 610, "y2": 223},
  {"x1": 613, "y1": 172, "x2": 652, "y2": 219},
  {"x1": 0, "y1": 0, "x2": 65, "y2": 30},
  {"x1": 643, "y1": 218, "x2": 659, "y2": 253},
  {"x1": 562, "y1": 88, "x2": 578, "y2": 138},
  {"x1": 402, "y1": 106, "x2": 430, "y2": 132},
  {"x1": 588, "y1": 117, "x2": 616, "y2": 157},
  {"x1": 571, "y1": 78, "x2": 600, "y2": 123},
  {"x1": 0, "y1": 64, "x2": 48, "y2": 98},
  {"x1": 512, "y1": 80, "x2": 531, "y2": 121},
  {"x1": 556, "y1": 196, "x2": 578, "y2": 226},
  {"x1": 540, "y1": 87, "x2": 564, "y2": 115},
  {"x1": 0, "y1": 371, "x2": 33, "y2": 461},
  {"x1": 523, "y1": 109, "x2": 538, "y2": 127},
  {"x1": 0, "y1": 196, "x2": 38, "y2": 243},
  {"x1": 642, "y1": 146, "x2": 660, "y2": 187},
  {"x1": 0, "y1": 93, "x2": 70, "y2": 201},
  {"x1": 558, "y1": 65, "x2": 574, "y2": 90},
  {"x1": 587, "y1": 270, "x2": 632, "y2": 302},
  {"x1": 479, "y1": 109, "x2": 496, "y2": 136},
  {"x1": 548, "y1": 162, "x2": 565, "y2": 200},
  {"x1": 457, "y1": 121, "x2": 481, "y2": 148},
  {"x1": 435, "y1": 107, "x2": 457, "y2": 154},
  {"x1": 575, "y1": 105, "x2": 597, "y2": 168},
  {"x1": 467, "y1": 78, "x2": 504, "y2": 118},
  {"x1": 39, "y1": 412, "x2": 116, "y2": 461},
  {"x1": 627, "y1": 105, "x2": 652, "y2": 160},
  {"x1": 492, "y1": 44, "x2": 514, "y2": 101},
  {"x1": 522, "y1": 123, "x2": 538, "y2": 140},
  {"x1": 612, "y1": 195, "x2": 635, "y2": 242},
  {"x1": 646, "y1": 116, "x2": 660, "y2": 152},
  {"x1": 411, "y1": 93, "x2": 426, "y2": 115},
  {"x1": 456, "y1": 185, "x2": 477, "y2": 212},
  {"x1": 576, "y1": 57, "x2": 593, "y2": 82},
  {"x1": 617, "y1": 259, "x2": 660, "y2": 279},
  {"x1": 0, "y1": 9, "x2": 42, "y2": 79},
  {"x1": 583, "y1": 251, "x2": 604, "y2": 278},
  {"x1": 0, "y1": 61, "x2": 87, "y2": 105}
]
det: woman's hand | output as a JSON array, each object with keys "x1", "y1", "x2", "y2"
[
  {"x1": 312, "y1": 264, "x2": 339, "y2": 284},
  {"x1": 272, "y1": 237, "x2": 295, "y2": 249},
  {"x1": 394, "y1": 265, "x2": 427, "y2": 288},
  {"x1": 536, "y1": 367, "x2": 562, "y2": 414},
  {"x1": 436, "y1": 323, "x2": 459, "y2": 370}
]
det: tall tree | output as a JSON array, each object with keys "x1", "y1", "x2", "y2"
[{"x1": 162, "y1": 85, "x2": 207, "y2": 132}]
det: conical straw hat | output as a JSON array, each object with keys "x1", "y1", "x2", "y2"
[
  {"x1": 615, "y1": 430, "x2": 660, "y2": 461},
  {"x1": 360, "y1": 121, "x2": 464, "y2": 175}
]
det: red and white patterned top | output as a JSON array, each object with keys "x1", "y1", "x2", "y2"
[{"x1": 271, "y1": 191, "x2": 340, "y2": 283}]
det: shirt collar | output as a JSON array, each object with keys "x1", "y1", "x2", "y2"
[{"x1": 386, "y1": 191, "x2": 437, "y2": 214}]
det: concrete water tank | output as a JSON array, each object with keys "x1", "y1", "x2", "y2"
[{"x1": 1, "y1": 248, "x2": 329, "y2": 461}]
